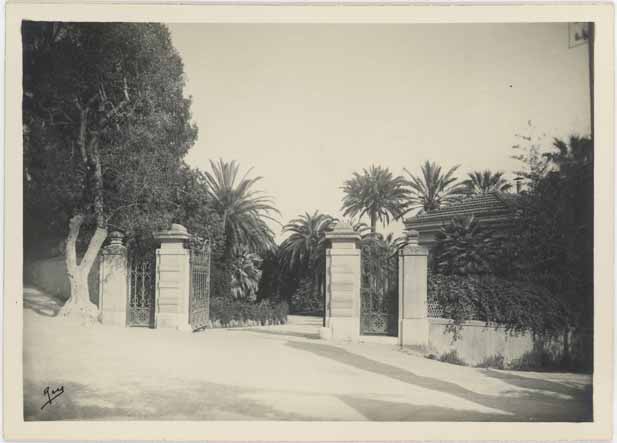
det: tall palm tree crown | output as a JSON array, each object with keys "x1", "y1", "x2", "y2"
[
  {"x1": 279, "y1": 211, "x2": 334, "y2": 275},
  {"x1": 544, "y1": 136, "x2": 593, "y2": 177},
  {"x1": 279, "y1": 211, "x2": 334, "y2": 316},
  {"x1": 463, "y1": 170, "x2": 513, "y2": 195},
  {"x1": 341, "y1": 165, "x2": 409, "y2": 233},
  {"x1": 204, "y1": 159, "x2": 279, "y2": 255},
  {"x1": 404, "y1": 161, "x2": 465, "y2": 214}
]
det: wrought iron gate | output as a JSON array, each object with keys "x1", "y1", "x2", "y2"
[
  {"x1": 189, "y1": 239, "x2": 211, "y2": 331},
  {"x1": 360, "y1": 238, "x2": 399, "y2": 336},
  {"x1": 127, "y1": 252, "x2": 156, "y2": 327}
]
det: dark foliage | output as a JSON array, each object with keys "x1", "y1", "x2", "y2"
[
  {"x1": 23, "y1": 21, "x2": 197, "y2": 257},
  {"x1": 428, "y1": 273, "x2": 571, "y2": 338},
  {"x1": 437, "y1": 350, "x2": 467, "y2": 366},
  {"x1": 430, "y1": 135, "x2": 593, "y2": 334},
  {"x1": 509, "y1": 151, "x2": 593, "y2": 328},
  {"x1": 290, "y1": 277, "x2": 324, "y2": 315},
  {"x1": 209, "y1": 297, "x2": 289, "y2": 327}
]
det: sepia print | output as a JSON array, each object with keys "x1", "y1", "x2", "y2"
[{"x1": 4, "y1": 3, "x2": 615, "y2": 441}]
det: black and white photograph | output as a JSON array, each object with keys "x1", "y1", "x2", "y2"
[{"x1": 3, "y1": 3, "x2": 615, "y2": 441}]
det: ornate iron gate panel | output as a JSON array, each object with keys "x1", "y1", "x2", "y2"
[
  {"x1": 360, "y1": 238, "x2": 399, "y2": 336},
  {"x1": 128, "y1": 252, "x2": 156, "y2": 327},
  {"x1": 189, "y1": 239, "x2": 211, "y2": 331}
]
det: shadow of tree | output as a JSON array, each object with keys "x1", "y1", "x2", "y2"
[
  {"x1": 286, "y1": 341, "x2": 592, "y2": 422},
  {"x1": 480, "y1": 368, "x2": 589, "y2": 398},
  {"x1": 23, "y1": 287, "x2": 64, "y2": 317}
]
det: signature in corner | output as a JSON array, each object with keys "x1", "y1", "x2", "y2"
[{"x1": 40, "y1": 385, "x2": 65, "y2": 410}]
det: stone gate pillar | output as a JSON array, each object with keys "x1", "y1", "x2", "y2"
[
  {"x1": 320, "y1": 223, "x2": 361, "y2": 342},
  {"x1": 399, "y1": 230, "x2": 429, "y2": 347},
  {"x1": 153, "y1": 224, "x2": 191, "y2": 331},
  {"x1": 100, "y1": 231, "x2": 128, "y2": 326}
]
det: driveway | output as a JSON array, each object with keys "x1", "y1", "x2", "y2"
[{"x1": 23, "y1": 287, "x2": 592, "y2": 421}]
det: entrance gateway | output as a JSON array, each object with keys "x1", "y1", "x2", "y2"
[
  {"x1": 127, "y1": 251, "x2": 156, "y2": 327},
  {"x1": 98, "y1": 224, "x2": 212, "y2": 330},
  {"x1": 360, "y1": 237, "x2": 399, "y2": 336},
  {"x1": 189, "y1": 239, "x2": 211, "y2": 331},
  {"x1": 320, "y1": 223, "x2": 429, "y2": 346}
]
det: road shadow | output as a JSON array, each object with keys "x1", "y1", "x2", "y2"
[
  {"x1": 480, "y1": 368, "x2": 589, "y2": 398},
  {"x1": 24, "y1": 378, "x2": 309, "y2": 421},
  {"x1": 232, "y1": 328, "x2": 320, "y2": 340},
  {"x1": 23, "y1": 287, "x2": 64, "y2": 317},
  {"x1": 286, "y1": 340, "x2": 592, "y2": 422},
  {"x1": 336, "y1": 394, "x2": 516, "y2": 421}
]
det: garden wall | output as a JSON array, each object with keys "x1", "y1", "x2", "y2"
[
  {"x1": 428, "y1": 318, "x2": 592, "y2": 369},
  {"x1": 24, "y1": 255, "x2": 101, "y2": 306}
]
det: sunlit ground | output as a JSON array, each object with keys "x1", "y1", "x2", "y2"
[{"x1": 23, "y1": 287, "x2": 592, "y2": 421}]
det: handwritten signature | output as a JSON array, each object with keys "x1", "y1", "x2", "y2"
[{"x1": 40, "y1": 385, "x2": 65, "y2": 410}]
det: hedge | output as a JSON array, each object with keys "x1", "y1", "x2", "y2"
[
  {"x1": 428, "y1": 272, "x2": 571, "y2": 337},
  {"x1": 209, "y1": 297, "x2": 289, "y2": 328}
]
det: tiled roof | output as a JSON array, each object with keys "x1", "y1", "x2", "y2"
[{"x1": 405, "y1": 192, "x2": 517, "y2": 227}]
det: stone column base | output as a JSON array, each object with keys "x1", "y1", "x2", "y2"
[
  {"x1": 319, "y1": 327, "x2": 332, "y2": 340},
  {"x1": 100, "y1": 309, "x2": 126, "y2": 327},
  {"x1": 156, "y1": 312, "x2": 181, "y2": 329},
  {"x1": 400, "y1": 318, "x2": 429, "y2": 347},
  {"x1": 323, "y1": 317, "x2": 359, "y2": 342},
  {"x1": 156, "y1": 312, "x2": 192, "y2": 331}
]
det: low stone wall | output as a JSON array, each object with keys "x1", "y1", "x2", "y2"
[
  {"x1": 24, "y1": 255, "x2": 101, "y2": 306},
  {"x1": 428, "y1": 317, "x2": 592, "y2": 368}
]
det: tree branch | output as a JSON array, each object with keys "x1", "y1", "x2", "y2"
[
  {"x1": 65, "y1": 214, "x2": 84, "y2": 274},
  {"x1": 77, "y1": 108, "x2": 88, "y2": 164},
  {"x1": 105, "y1": 201, "x2": 143, "y2": 224}
]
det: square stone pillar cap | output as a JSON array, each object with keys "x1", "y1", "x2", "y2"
[
  {"x1": 102, "y1": 231, "x2": 126, "y2": 255},
  {"x1": 154, "y1": 223, "x2": 190, "y2": 242},
  {"x1": 325, "y1": 222, "x2": 361, "y2": 241}
]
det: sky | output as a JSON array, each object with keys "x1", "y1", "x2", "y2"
[{"x1": 167, "y1": 23, "x2": 591, "y2": 240}]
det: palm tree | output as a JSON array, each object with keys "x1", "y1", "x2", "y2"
[
  {"x1": 279, "y1": 211, "x2": 334, "y2": 276},
  {"x1": 341, "y1": 165, "x2": 409, "y2": 233},
  {"x1": 463, "y1": 170, "x2": 512, "y2": 195},
  {"x1": 204, "y1": 159, "x2": 279, "y2": 255},
  {"x1": 545, "y1": 136, "x2": 593, "y2": 176},
  {"x1": 433, "y1": 215, "x2": 497, "y2": 275},
  {"x1": 279, "y1": 211, "x2": 335, "y2": 320},
  {"x1": 404, "y1": 161, "x2": 465, "y2": 214},
  {"x1": 230, "y1": 248, "x2": 263, "y2": 301}
]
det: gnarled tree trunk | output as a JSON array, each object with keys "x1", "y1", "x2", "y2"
[
  {"x1": 59, "y1": 109, "x2": 109, "y2": 323},
  {"x1": 59, "y1": 214, "x2": 107, "y2": 323}
]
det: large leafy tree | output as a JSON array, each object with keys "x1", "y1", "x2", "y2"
[
  {"x1": 462, "y1": 170, "x2": 512, "y2": 195},
  {"x1": 341, "y1": 165, "x2": 409, "y2": 233},
  {"x1": 404, "y1": 161, "x2": 465, "y2": 214},
  {"x1": 278, "y1": 211, "x2": 335, "y2": 313},
  {"x1": 23, "y1": 22, "x2": 197, "y2": 321},
  {"x1": 511, "y1": 135, "x2": 593, "y2": 329}
]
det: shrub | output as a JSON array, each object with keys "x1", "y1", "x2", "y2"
[
  {"x1": 209, "y1": 297, "x2": 288, "y2": 328},
  {"x1": 476, "y1": 354, "x2": 505, "y2": 370},
  {"x1": 508, "y1": 348, "x2": 562, "y2": 371},
  {"x1": 428, "y1": 272, "x2": 570, "y2": 338},
  {"x1": 290, "y1": 277, "x2": 323, "y2": 315},
  {"x1": 437, "y1": 350, "x2": 467, "y2": 366}
]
